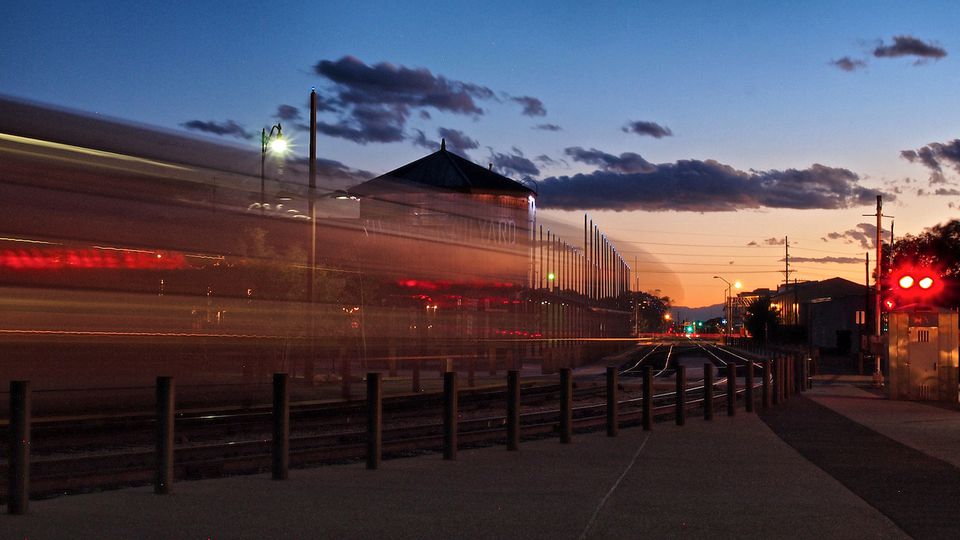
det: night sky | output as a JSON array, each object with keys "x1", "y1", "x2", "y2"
[{"x1": 3, "y1": 1, "x2": 959, "y2": 308}]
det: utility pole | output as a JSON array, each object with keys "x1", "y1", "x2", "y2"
[
  {"x1": 306, "y1": 88, "x2": 318, "y2": 385},
  {"x1": 863, "y1": 195, "x2": 891, "y2": 387},
  {"x1": 783, "y1": 236, "x2": 790, "y2": 287}
]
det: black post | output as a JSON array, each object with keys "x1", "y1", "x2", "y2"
[
  {"x1": 560, "y1": 368, "x2": 572, "y2": 443},
  {"x1": 675, "y1": 365, "x2": 686, "y2": 426},
  {"x1": 788, "y1": 354, "x2": 795, "y2": 396},
  {"x1": 703, "y1": 363, "x2": 714, "y2": 421},
  {"x1": 443, "y1": 372, "x2": 458, "y2": 460},
  {"x1": 507, "y1": 370, "x2": 520, "y2": 451},
  {"x1": 642, "y1": 365, "x2": 653, "y2": 431},
  {"x1": 773, "y1": 357, "x2": 781, "y2": 405},
  {"x1": 366, "y1": 373, "x2": 382, "y2": 470},
  {"x1": 726, "y1": 363, "x2": 736, "y2": 416},
  {"x1": 745, "y1": 361, "x2": 754, "y2": 413},
  {"x1": 155, "y1": 376, "x2": 174, "y2": 494},
  {"x1": 606, "y1": 366, "x2": 618, "y2": 437},
  {"x1": 272, "y1": 373, "x2": 289, "y2": 480},
  {"x1": 8, "y1": 381, "x2": 30, "y2": 514},
  {"x1": 763, "y1": 359, "x2": 771, "y2": 409}
]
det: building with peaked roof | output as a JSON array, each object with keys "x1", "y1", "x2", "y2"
[
  {"x1": 351, "y1": 139, "x2": 534, "y2": 197},
  {"x1": 348, "y1": 141, "x2": 536, "y2": 286}
]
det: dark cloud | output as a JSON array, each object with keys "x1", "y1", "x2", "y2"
[
  {"x1": 438, "y1": 127, "x2": 479, "y2": 155},
  {"x1": 314, "y1": 56, "x2": 493, "y2": 115},
  {"x1": 510, "y1": 96, "x2": 546, "y2": 117},
  {"x1": 564, "y1": 147, "x2": 655, "y2": 174},
  {"x1": 785, "y1": 256, "x2": 863, "y2": 264},
  {"x1": 533, "y1": 123, "x2": 562, "y2": 131},
  {"x1": 410, "y1": 129, "x2": 439, "y2": 152},
  {"x1": 830, "y1": 57, "x2": 867, "y2": 71},
  {"x1": 901, "y1": 139, "x2": 960, "y2": 183},
  {"x1": 535, "y1": 154, "x2": 562, "y2": 167},
  {"x1": 316, "y1": 105, "x2": 407, "y2": 144},
  {"x1": 935, "y1": 188, "x2": 960, "y2": 196},
  {"x1": 490, "y1": 151, "x2": 540, "y2": 178},
  {"x1": 412, "y1": 127, "x2": 478, "y2": 157},
  {"x1": 622, "y1": 120, "x2": 673, "y2": 139},
  {"x1": 821, "y1": 223, "x2": 883, "y2": 249},
  {"x1": 747, "y1": 238, "x2": 787, "y2": 246},
  {"x1": 310, "y1": 56, "x2": 545, "y2": 146},
  {"x1": 180, "y1": 119, "x2": 252, "y2": 140},
  {"x1": 873, "y1": 35, "x2": 947, "y2": 60},
  {"x1": 274, "y1": 105, "x2": 302, "y2": 121},
  {"x1": 537, "y1": 158, "x2": 888, "y2": 212}
]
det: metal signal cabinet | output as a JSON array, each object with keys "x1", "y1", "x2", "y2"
[{"x1": 887, "y1": 310, "x2": 958, "y2": 402}]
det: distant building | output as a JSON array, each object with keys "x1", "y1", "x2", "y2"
[{"x1": 770, "y1": 277, "x2": 870, "y2": 354}]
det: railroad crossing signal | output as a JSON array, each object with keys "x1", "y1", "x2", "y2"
[{"x1": 886, "y1": 264, "x2": 943, "y2": 309}]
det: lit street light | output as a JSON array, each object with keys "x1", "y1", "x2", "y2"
[
  {"x1": 260, "y1": 123, "x2": 286, "y2": 215},
  {"x1": 713, "y1": 276, "x2": 742, "y2": 343}
]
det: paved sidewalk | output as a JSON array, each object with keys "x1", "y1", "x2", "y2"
[
  {"x1": 0, "y1": 388, "x2": 919, "y2": 539},
  {"x1": 760, "y1": 383, "x2": 960, "y2": 539}
]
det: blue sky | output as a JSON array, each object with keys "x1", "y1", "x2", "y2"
[{"x1": 3, "y1": 1, "x2": 959, "y2": 307}]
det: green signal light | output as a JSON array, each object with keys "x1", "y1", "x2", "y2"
[{"x1": 547, "y1": 272, "x2": 556, "y2": 281}]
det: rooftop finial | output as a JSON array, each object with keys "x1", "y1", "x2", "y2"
[{"x1": 440, "y1": 138, "x2": 446, "y2": 151}]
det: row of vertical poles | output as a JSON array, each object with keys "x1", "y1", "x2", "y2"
[{"x1": 532, "y1": 218, "x2": 632, "y2": 300}]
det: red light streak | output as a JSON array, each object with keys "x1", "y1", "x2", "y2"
[{"x1": 0, "y1": 248, "x2": 186, "y2": 270}]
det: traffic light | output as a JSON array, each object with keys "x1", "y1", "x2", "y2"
[{"x1": 887, "y1": 264, "x2": 944, "y2": 308}]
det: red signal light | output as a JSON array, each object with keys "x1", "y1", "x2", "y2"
[{"x1": 888, "y1": 264, "x2": 943, "y2": 307}]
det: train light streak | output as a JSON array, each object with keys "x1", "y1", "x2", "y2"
[{"x1": 0, "y1": 247, "x2": 187, "y2": 270}]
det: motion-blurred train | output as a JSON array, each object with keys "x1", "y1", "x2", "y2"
[{"x1": 0, "y1": 97, "x2": 632, "y2": 409}]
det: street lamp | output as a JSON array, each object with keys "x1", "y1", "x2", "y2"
[
  {"x1": 260, "y1": 123, "x2": 287, "y2": 215},
  {"x1": 713, "y1": 276, "x2": 742, "y2": 343}
]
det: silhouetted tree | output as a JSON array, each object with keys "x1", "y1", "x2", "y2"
[
  {"x1": 629, "y1": 291, "x2": 671, "y2": 332},
  {"x1": 891, "y1": 219, "x2": 960, "y2": 308},
  {"x1": 744, "y1": 296, "x2": 779, "y2": 343}
]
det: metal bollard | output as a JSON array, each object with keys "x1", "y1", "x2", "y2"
[
  {"x1": 806, "y1": 356, "x2": 813, "y2": 390},
  {"x1": 675, "y1": 365, "x2": 686, "y2": 426},
  {"x1": 507, "y1": 370, "x2": 520, "y2": 451},
  {"x1": 703, "y1": 363, "x2": 714, "y2": 421},
  {"x1": 606, "y1": 366, "x2": 618, "y2": 437},
  {"x1": 745, "y1": 361, "x2": 754, "y2": 413},
  {"x1": 9, "y1": 381, "x2": 30, "y2": 514},
  {"x1": 642, "y1": 366, "x2": 653, "y2": 431},
  {"x1": 726, "y1": 363, "x2": 737, "y2": 416},
  {"x1": 443, "y1": 372, "x2": 458, "y2": 460},
  {"x1": 772, "y1": 356, "x2": 783, "y2": 405},
  {"x1": 560, "y1": 368, "x2": 573, "y2": 443},
  {"x1": 762, "y1": 359, "x2": 771, "y2": 409},
  {"x1": 366, "y1": 373, "x2": 382, "y2": 470},
  {"x1": 272, "y1": 373, "x2": 289, "y2": 480},
  {"x1": 783, "y1": 354, "x2": 793, "y2": 399},
  {"x1": 155, "y1": 376, "x2": 174, "y2": 494}
]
